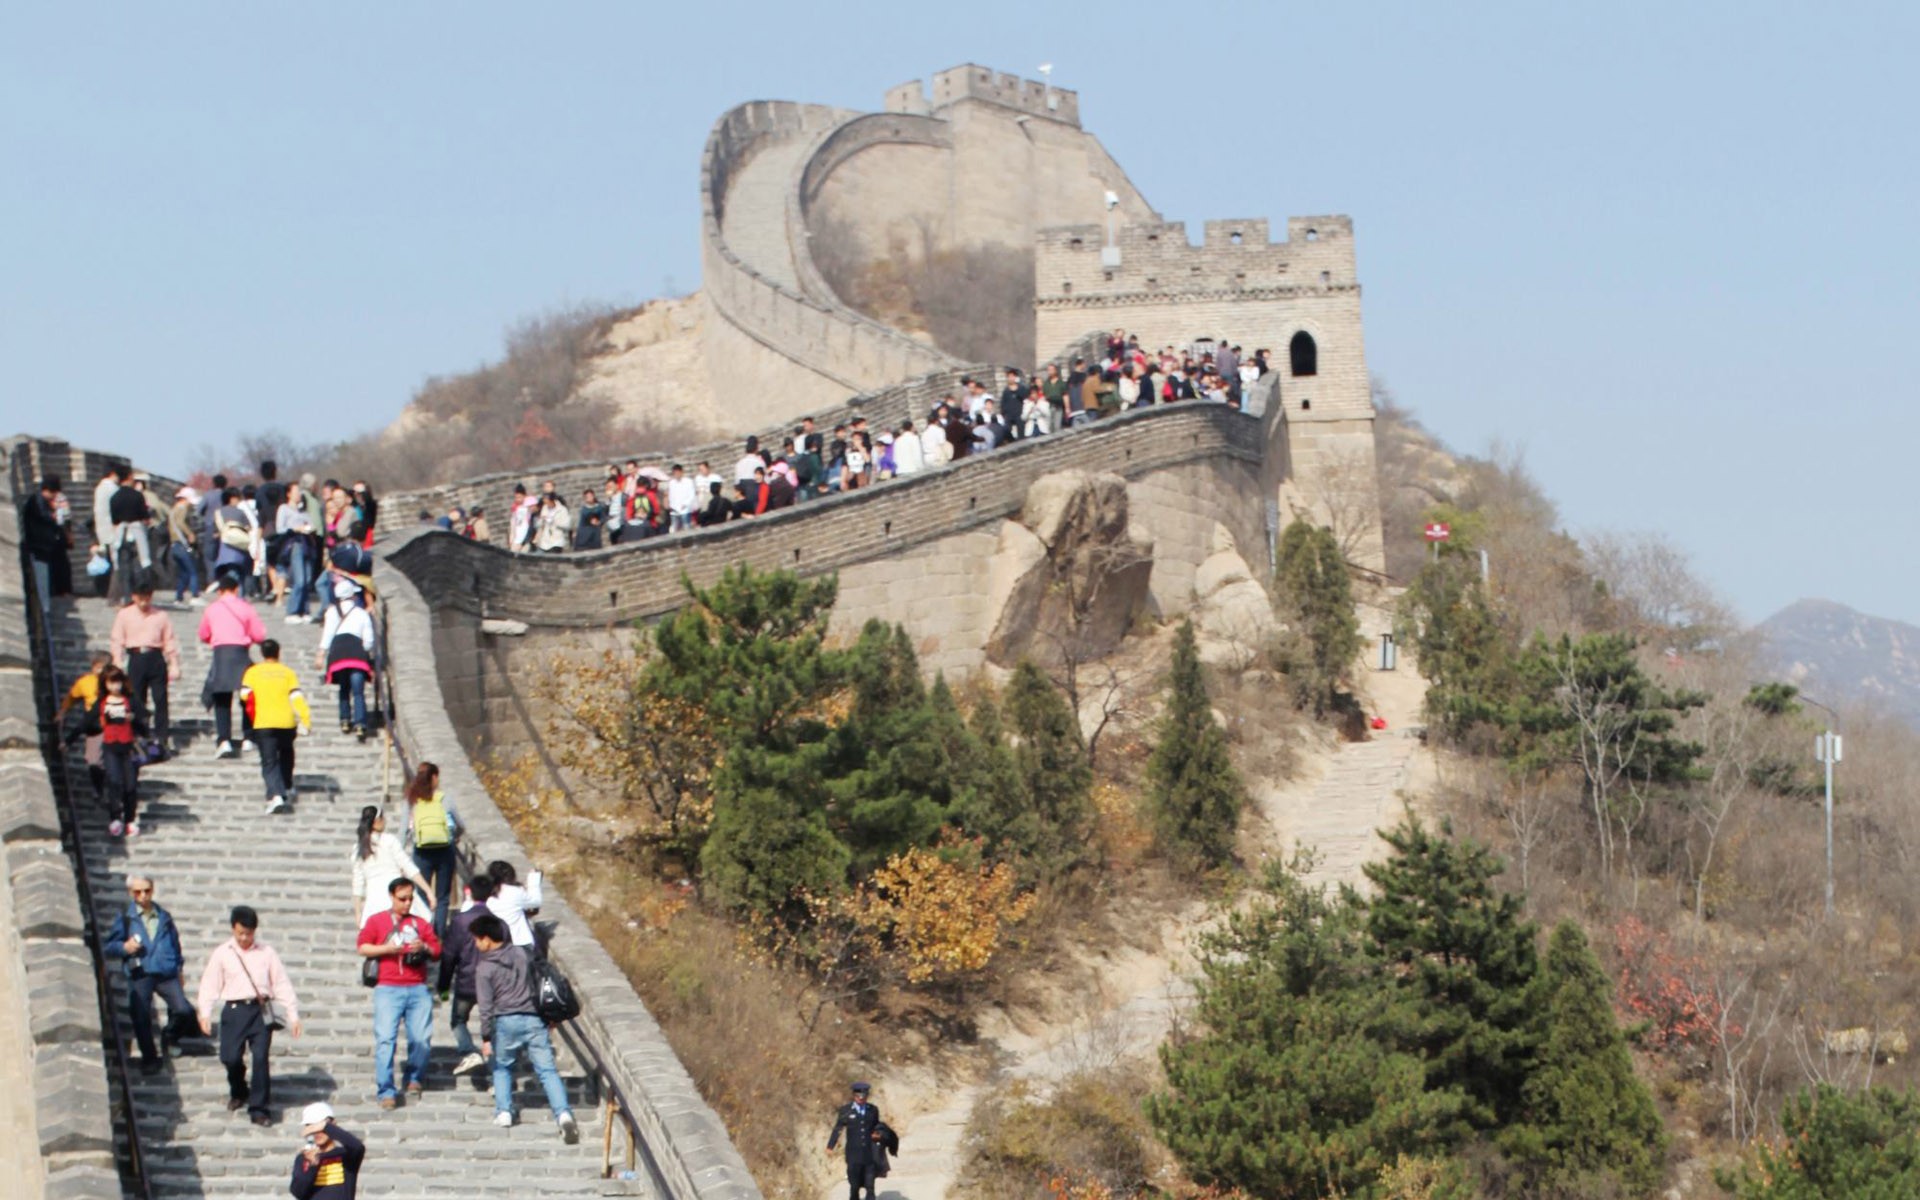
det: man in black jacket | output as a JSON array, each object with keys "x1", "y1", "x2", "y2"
[
  {"x1": 437, "y1": 874, "x2": 494, "y2": 1078},
  {"x1": 290, "y1": 1102, "x2": 364, "y2": 1199},
  {"x1": 22, "y1": 475, "x2": 68, "y2": 610},
  {"x1": 826, "y1": 1081, "x2": 883, "y2": 1200},
  {"x1": 1000, "y1": 367, "x2": 1027, "y2": 441}
]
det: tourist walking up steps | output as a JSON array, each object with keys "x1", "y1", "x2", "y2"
[
  {"x1": 403, "y1": 763, "x2": 459, "y2": 939},
  {"x1": 110, "y1": 583, "x2": 181, "y2": 758},
  {"x1": 484, "y1": 860, "x2": 542, "y2": 950},
  {"x1": 103, "y1": 875, "x2": 194, "y2": 1073},
  {"x1": 471, "y1": 913, "x2": 579, "y2": 1141},
  {"x1": 290, "y1": 1102, "x2": 365, "y2": 1199},
  {"x1": 357, "y1": 878, "x2": 441, "y2": 1110},
  {"x1": 315, "y1": 594, "x2": 376, "y2": 740},
  {"x1": 240, "y1": 639, "x2": 311, "y2": 814},
  {"x1": 197, "y1": 904, "x2": 302, "y2": 1127},
  {"x1": 438, "y1": 873, "x2": 494, "y2": 1078},
  {"x1": 199, "y1": 571, "x2": 266, "y2": 758}
]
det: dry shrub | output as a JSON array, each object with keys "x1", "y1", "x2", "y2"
[
  {"x1": 959, "y1": 1068, "x2": 1159, "y2": 1199},
  {"x1": 811, "y1": 214, "x2": 1035, "y2": 366},
  {"x1": 199, "y1": 302, "x2": 705, "y2": 492}
]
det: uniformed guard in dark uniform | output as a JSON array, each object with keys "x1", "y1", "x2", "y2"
[{"x1": 826, "y1": 1080, "x2": 883, "y2": 1200}]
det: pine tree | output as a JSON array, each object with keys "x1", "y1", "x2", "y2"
[
  {"x1": 1146, "y1": 619, "x2": 1246, "y2": 870},
  {"x1": 1363, "y1": 815, "x2": 1538, "y2": 1131},
  {"x1": 1274, "y1": 522, "x2": 1364, "y2": 714},
  {"x1": 1500, "y1": 922, "x2": 1666, "y2": 1196},
  {"x1": 944, "y1": 683, "x2": 1038, "y2": 866},
  {"x1": 1148, "y1": 862, "x2": 1465, "y2": 1199},
  {"x1": 830, "y1": 621, "x2": 950, "y2": 871},
  {"x1": 1003, "y1": 661, "x2": 1094, "y2": 874},
  {"x1": 1730, "y1": 1085, "x2": 1920, "y2": 1198}
]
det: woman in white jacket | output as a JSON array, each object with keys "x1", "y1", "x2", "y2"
[{"x1": 351, "y1": 805, "x2": 434, "y2": 927}]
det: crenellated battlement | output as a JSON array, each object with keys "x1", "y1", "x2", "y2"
[
  {"x1": 1036, "y1": 215, "x2": 1358, "y2": 299},
  {"x1": 884, "y1": 63, "x2": 1081, "y2": 127}
]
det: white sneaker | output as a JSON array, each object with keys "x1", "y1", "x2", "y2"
[
  {"x1": 557, "y1": 1112, "x2": 579, "y2": 1144},
  {"x1": 453, "y1": 1052, "x2": 486, "y2": 1076},
  {"x1": 493, "y1": 1111, "x2": 513, "y2": 1128},
  {"x1": 265, "y1": 796, "x2": 287, "y2": 814},
  {"x1": 285, "y1": 614, "x2": 308, "y2": 625},
  {"x1": 214, "y1": 742, "x2": 238, "y2": 759}
]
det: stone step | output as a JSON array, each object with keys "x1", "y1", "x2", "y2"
[{"x1": 45, "y1": 598, "x2": 654, "y2": 1198}]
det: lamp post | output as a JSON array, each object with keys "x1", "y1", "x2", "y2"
[{"x1": 1801, "y1": 694, "x2": 1842, "y2": 918}]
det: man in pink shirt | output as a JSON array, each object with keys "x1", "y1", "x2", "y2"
[
  {"x1": 110, "y1": 583, "x2": 181, "y2": 756},
  {"x1": 196, "y1": 572, "x2": 266, "y2": 757},
  {"x1": 196, "y1": 905, "x2": 301, "y2": 1126}
]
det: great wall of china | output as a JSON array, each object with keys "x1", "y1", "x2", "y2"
[{"x1": 4, "y1": 64, "x2": 1384, "y2": 1197}]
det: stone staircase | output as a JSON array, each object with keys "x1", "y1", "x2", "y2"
[{"x1": 47, "y1": 596, "x2": 647, "y2": 1199}]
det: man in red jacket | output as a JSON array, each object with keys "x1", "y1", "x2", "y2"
[{"x1": 355, "y1": 879, "x2": 441, "y2": 1109}]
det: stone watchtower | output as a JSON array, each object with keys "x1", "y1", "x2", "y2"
[{"x1": 1034, "y1": 214, "x2": 1386, "y2": 572}]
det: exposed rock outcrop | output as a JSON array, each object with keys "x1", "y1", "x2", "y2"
[
  {"x1": 984, "y1": 470, "x2": 1153, "y2": 667},
  {"x1": 1191, "y1": 523, "x2": 1277, "y2": 669}
]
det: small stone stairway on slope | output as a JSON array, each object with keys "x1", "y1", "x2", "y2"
[{"x1": 48, "y1": 596, "x2": 646, "y2": 1199}]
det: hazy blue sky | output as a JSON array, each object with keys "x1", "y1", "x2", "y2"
[{"x1": 5, "y1": 3, "x2": 1916, "y2": 626}]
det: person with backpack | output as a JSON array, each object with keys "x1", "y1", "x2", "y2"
[
  {"x1": 103, "y1": 875, "x2": 194, "y2": 1073},
  {"x1": 471, "y1": 913, "x2": 578, "y2": 1141},
  {"x1": 315, "y1": 594, "x2": 376, "y2": 741},
  {"x1": 402, "y1": 763, "x2": 459, "y2": 939},
  {"x1": 438, "y1": 872, "x2": 495, "y2": 1078}
]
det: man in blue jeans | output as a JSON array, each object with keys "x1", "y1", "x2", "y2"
[
  {"x1": 355, "y1": 878, "x2": 440, "y2": 1109},
  {"x1": 472, "y1": 913, "x2": 578, "y2": 1142}
]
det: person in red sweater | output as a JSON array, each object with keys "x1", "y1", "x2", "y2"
[{"x1": 355, "y1": 879, "x2": 441, "y2": 1109}]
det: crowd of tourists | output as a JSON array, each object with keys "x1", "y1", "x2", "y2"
[
  {"x1": 415, "y1": 331, "x2": 1271, "y2": 553},
  {"x1": 27, "y1": 460, "x2": 591, "y2": 1196}
]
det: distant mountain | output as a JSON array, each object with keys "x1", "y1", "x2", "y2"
[{"x1": 1756, "y1": 599, "x2": 1920, "y2": 727}]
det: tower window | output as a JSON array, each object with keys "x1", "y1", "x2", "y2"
[{"x1": 1289, "y1": 331, "x2": 1318, "y2": 377}]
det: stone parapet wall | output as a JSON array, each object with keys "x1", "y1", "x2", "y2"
[
  {"x1": 699, "y1": 100, "x2": 954, "y2": 413},
  {"x1": 2, "y1": 437, "x2": 126, "y2": 1199},
  {"x1": 379, "y1": 331, "x2": 1109, "y2": 544},
  {"x1": 382, "y1": 402, "x2": 1265, "y2": 629}
]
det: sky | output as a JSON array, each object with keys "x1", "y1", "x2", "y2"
[{"x1": 5, "y1": 2, "x2": 1917, "y2": 627}]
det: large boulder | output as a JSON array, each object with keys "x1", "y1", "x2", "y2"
[
  {"x1": 1192, "y1": 525, "x2": 1277, "y2": 670},
  {"x1": 985, "y1": 471, "x2": 1153, "y2": 667}
]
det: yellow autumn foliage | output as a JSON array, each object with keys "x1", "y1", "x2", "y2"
[{"x1": 846, "y1": 837, "x2": 1036, "y2": 985}]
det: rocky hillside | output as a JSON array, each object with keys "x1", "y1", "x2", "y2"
[{"x1": 1757, "y1": 598, "x2": 1920, "y2": 727}]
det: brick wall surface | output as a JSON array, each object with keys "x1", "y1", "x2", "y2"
[{"x1": 3, "y1": 437, "x2": 127, "y2": 1200}]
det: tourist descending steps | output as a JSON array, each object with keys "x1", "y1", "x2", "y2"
[
  {"x1": 357, "y1": 878, "x2": 441, "y2": 1110},
  {"x1": 471, "y1": 913, "x2": 579, "y2": 1142},
  {"x1": 103, "y1": 875, "x2": 194, "y2": 1074},
  {"x1": 440, "y1": 872, "x2": 495, "y2": 1077},
  {"x1": 110, "y1": 584, "x2": 181, "y2": 757},
  {"x1": 314, "y1": 593, "x2": 376, "y2": 740},
  {"x1": 350, "y1": 806, "x2": 436, "y2": 927},
  {"x1": 290, "y1": 1102, "x2": 365, "y2": 1200},
  {"x1": 57, "y1": 650, "x2": 110, "y2": 801},
  {"x1": 239, "y1": 639, "x2": 311, "y2": 814},
  {"x1": 196, "y1": 904, "x2": 303, "y2": 1127},
  {"x1": 199, "y1": 571, "x2": 266, "y2": 757},
  {"x1": 89, "y1": 664, "x2": 148, "y2": 838}
]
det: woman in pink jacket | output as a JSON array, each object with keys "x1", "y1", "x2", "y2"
[{"x1": 197, "y1": 571, "x2": 265, "y2": 757}]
